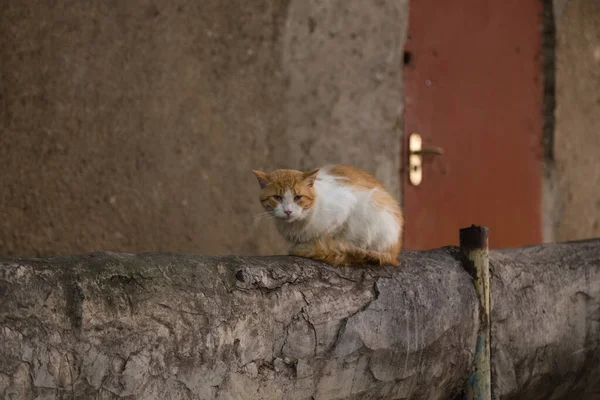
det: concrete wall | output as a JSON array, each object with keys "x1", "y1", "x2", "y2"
[
  {"x1": 2, "y1": 241, "x2": 600, "y2": 399},
  {"x1": 551, "y1": 0, "x2": 600, "y2": 241},
  {"x1": 2, "y1": 0, "x2": 598, "y2": 257},
  {"x1": 0, "y1": 0, "x2": 408, "y2": 257}
]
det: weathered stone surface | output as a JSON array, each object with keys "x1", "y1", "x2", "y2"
[
  {"x1": 491, "y1": 239, "x2": 600, "y2": 399},
  {"x1": 1, "y1": 240, "x2": 599, "y2": 400},
  {"x1": 0, "y1": 248, "x2": 476, "y2": 400}
]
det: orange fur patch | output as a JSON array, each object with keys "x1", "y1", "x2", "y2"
[
  {"x1": 290, "y1": 237, "x2": 400, "y2": 266},
  {"x1": 326, "y1": 165, "x2": 384, "y2": 189},
  {"x1": 252, "y1": 169, "x2": 318, "y2": 210},
  {"x1": 328, "y1": 165, "x2": 404, "y2": 256},
  {"x1": 253, "y1": 165, "x2": 404, "y2": 266}
]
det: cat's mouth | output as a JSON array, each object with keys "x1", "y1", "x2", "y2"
[{"x1": 280, "y1": 214, "x2": 297, "y2": 222}]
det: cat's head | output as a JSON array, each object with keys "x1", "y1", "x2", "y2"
[{"x1": 252, "y1": 168, "x2": 319, "y2": 222}]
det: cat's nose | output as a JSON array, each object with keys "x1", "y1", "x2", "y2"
[{"x1": 284, "y1": 210, "x2": 292, "y2": 215}]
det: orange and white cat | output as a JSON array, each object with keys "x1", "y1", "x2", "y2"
[{"x1": 252, "y1": 165, "x2": 403, "y2": 266}]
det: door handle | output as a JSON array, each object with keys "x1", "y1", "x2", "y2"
[{"x1": 409, "y1": 133, "x2": 444, "y2": 186}]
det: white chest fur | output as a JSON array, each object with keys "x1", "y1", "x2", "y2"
[{"x1": 277, "y1": 171, "x2": 401, "y2": 251}]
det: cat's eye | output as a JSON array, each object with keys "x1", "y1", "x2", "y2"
[
  {"x1": 273, "y1": 195, "x2": 282, "y2": 202},
  {"x1": 294, "y1": 195, "x2": 302, "y2": 201}
]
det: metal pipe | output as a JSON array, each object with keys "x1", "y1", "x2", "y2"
[{"x1": 460, "y1": 225, "x2": 491, "y2": 400}]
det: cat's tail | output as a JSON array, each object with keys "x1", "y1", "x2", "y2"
[{"x1": 291, "y1": 237, "x2": 400, "y2": 266}]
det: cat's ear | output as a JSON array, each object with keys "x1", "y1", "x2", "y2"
[
  {"x1": 302, "y1": 169, "x2": 320, "y2": 187},
  {"x1": 252, "y1": 170, "x2": 270, "y2": 188}
]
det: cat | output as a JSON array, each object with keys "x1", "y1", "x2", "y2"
[{"x1": 252, "y1": 165, "x2": 403, "y2": 265}]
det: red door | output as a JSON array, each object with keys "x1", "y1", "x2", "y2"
[{"x1": 403, "y1": 0, "x2": 543, "y2": 250}]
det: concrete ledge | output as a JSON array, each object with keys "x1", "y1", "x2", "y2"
[
  {"x1": 490, "y1": 240, "x2": 600, "y2": 399},
  {"x1": 1, "y1": 240, "x2": 599, "y2": 400}
]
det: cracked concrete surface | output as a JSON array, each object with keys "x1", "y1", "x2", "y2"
[
  {"x1": 1, "y1": 241, "x2": 599, "y2": 399},
  {"x1": 0, "y1": 248, "x2": 477, "y2": 400},
  {"x1": 490, "y1": 239, "x2": 600, "y2": 400}
]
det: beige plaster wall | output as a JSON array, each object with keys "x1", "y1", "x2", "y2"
[
  {"x1": 0, "y1": 0, "x2": 408, "y2": 256},
  {"x1": 551, "y1": 0, "x2": 600, "y2": 242}
]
